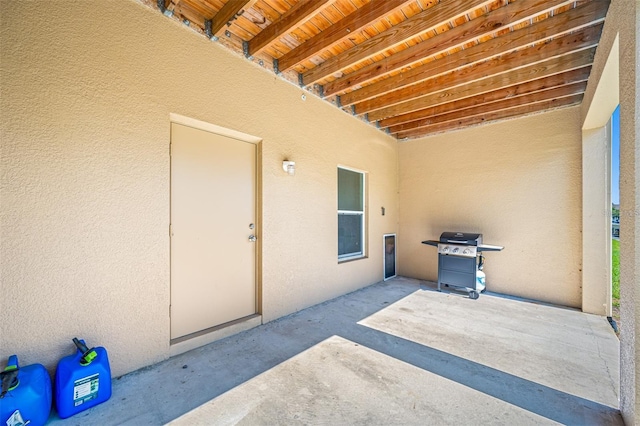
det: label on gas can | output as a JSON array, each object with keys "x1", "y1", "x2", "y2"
[
  {"x1": 6, "y1": 410, "x2": 27, "y2": 426},
  {"x1": 73, "y1": 373, "x2": 99, "y2": 407}
]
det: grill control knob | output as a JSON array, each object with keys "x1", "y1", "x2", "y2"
[
  {"x1": 452, "y1": 247, "x2": 459, "y2": 254},
  {"x1": 463, "y1": 249, "x2": 471, "y2": 255},
  {"x1": 442, "y1": 246, "x2": 449, "y2": 253}
]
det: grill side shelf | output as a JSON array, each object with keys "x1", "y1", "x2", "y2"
[
  {"x1": 477, "y1": 244, "x2": 504, "y2": 252},
  {"x1": 422, "y1": 240, "x2": 439, "y2": 247}
]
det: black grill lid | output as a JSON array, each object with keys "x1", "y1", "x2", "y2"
[{"x1": 439, "y1": 232, "x2": 483, "y2": 245}]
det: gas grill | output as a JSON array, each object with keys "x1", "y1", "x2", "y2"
[{"x1": 422, "y1": 232, "x2": 503, "y2": 299}]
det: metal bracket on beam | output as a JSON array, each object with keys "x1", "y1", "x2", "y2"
[
  {"x1": 158, "y1": 0, "x2": 173, "y2": 17},
  {"x1": 273, "y1": 59, "x2": 280, "y2": 75},
  {"x1": 375, "y1": 121, "x2": 380, "y2": 129},
  {"x1": 384, "y1": 127, "x2": 391, "y2": 134},
  {"x1": 242, "y1": 41, "x2": 252, "y2": 59},
  {"x1": 351, "y1": 105, "x2": 357, "y2": 116},
  {"x1": 298, "y1": 73, "x2": 304, "y2": 88},
  {"x1": 363, "y1": 113, "x2": 369, "y2": 122},
  {"x1": 318, "y1": 85, "x2": 324, "y2": 98},
  {"x1": 205, "y1": 20, "x2": 213, "y2": 39},
  {"x1": 335, "y1": 95, "x2": 342, "y2": 109}
]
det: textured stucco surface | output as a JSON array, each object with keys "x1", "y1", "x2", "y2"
[
  {"x1": 0, "y1": 0, "x2": 398, "y2": 377},
  {"x1": 582, "y1": 125, "x2": 612, "y2": 316},
  {"x1": 397, "y1": 107, "x2": 583, "y2": 308},
  {"x1": 581, "y1": 1, "x2": 639, "y2": 423}
]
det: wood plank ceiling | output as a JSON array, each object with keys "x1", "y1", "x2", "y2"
[{"x1": 146, "y1": 0, "x2": 610, "y2": 139}]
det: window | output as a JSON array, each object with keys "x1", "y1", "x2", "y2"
[{"x1": 338, "y1": 167, "x2": 366, "y2": 260}]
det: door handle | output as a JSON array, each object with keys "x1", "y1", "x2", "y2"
[{"x1": 248, "y1": 235, "x2": 257, "y2": 242}]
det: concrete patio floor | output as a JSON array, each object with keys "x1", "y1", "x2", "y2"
[{"x1": 47, "y1": 277, "x2": 622, "y2": 425}]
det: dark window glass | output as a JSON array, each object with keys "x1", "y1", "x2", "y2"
[
  {"x1": 338, "y1": 213, "x2": 362, "y2": 256},
  {"x1": 338, "y1": 168, "x2": 363, "y2": 211}
]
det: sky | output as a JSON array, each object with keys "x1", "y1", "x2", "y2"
[{"x1": 612, "y1": 105, "x2": 620, "y2": 205}]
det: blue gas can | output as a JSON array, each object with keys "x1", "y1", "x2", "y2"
[
  {"x1": 0, "y1": 355, "x2": 52, "y2": 426},
  {"x1": 55, "y1": 338, "x2": 111, "y2": 419}
]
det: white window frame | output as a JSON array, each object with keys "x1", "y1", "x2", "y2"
[{"x1": 338, "y1": 166, "x2": 366, "y2": 261}]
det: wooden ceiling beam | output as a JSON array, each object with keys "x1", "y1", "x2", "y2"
[
  {"x1": 395, "y1": 94, "x2": 583, "y2": 139},
  {"x1": 379, "y1": 67, "x2": 592, "y2": 128},
  {"x1": 155, "y1": 0, "x2": 609, "y2": 138},
  {"x1": 173, "y1": 1, "x2": 210, "y2": 28},
  {"x1": 207, "y1": 0, "x2": 254, "y2": 37},
  {"x1": 166, "y1": 0, "x2": 183, "y2": 13},
  {"x1": 183, "y1": 0, "x2": 217, "y2": 18},
  {"x1": 388, "y1": 81, "x2": 587, "y2": 134},
  {"x1": 247, "y1": 0, "x2": 333, "y2": 57},
  {"x1": 367, "y1": 46, "x2": 596, "y2": 122},
  {"x1": 301, "y1": 0, "x2": 493, "y2": 86},
  {"x1": 335, "y1": 0, "x2": 608, "y2": 103},
  {"x1": 276, "y1": 0, "x2": 413, "y2": 72},
  {"x1": 359, "y1": 25, "x2": 601, "y2": 117}
]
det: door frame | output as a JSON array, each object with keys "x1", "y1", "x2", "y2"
[
  {"x1": 383, "y1": 233, "x2": 397, "y2": 281},
  {"x1": 169, "y1": 113, "x2": 262, "y2": 350}
]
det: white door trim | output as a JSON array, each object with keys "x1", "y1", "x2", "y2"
[{"x1": 170, "y1": 113, "x2": 262, "y2": 144}]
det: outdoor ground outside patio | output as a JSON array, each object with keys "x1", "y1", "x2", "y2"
[{"x1": 46, "y1": 277, "x2": 621, "y2": 425}]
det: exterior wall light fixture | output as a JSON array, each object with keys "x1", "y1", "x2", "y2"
[{"x1": 282, "y1": 160, "x2": 295, "y2": 176}]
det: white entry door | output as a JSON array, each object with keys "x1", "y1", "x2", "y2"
[{"x1": 170, "y1": 122, "x2": 256, "y2": 340}]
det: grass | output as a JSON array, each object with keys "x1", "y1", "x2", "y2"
[{"x1": 612, "y1": 239, "x2": 620, "y2": 307}]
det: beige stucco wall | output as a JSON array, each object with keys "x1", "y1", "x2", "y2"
[
  {"x1": 0, "y1": 0, "x2": 398, "y2": 377},
  {"x1": 398, "y1": 106, "x2": 583, "y2": 308},
  {"x1": 581, "y1": 124, "x2": 612, "y2": 316},
  {"x1": 581, "y1": 0, "x2": 639, "y2": 423},
  {"x1": 581, "y1": 33, "x2": 618, "y2": 318}
]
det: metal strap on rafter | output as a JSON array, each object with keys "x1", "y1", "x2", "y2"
[
  {"x1": 157, "y1": 0, "x2": 166, "y2": 13},
  {"x1": 205, "y1": 20, "x2": 212, "y2": 38},
  {"x1": 242, "y1": 41, "x2": 252, "y2": 59},
  {"x1": 298, "y1": 73, "x2": 304, "y2": 88},
  {"x1": 273, "y1": 59, "x2": 280, "y2": 75},
  {"x1": 335, "y1": 95, "x2": 342, "y2": 109}
]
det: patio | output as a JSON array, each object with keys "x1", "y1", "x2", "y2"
[{"x1": 47, "y1": 277, "x2": 621, "y2": 425}]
